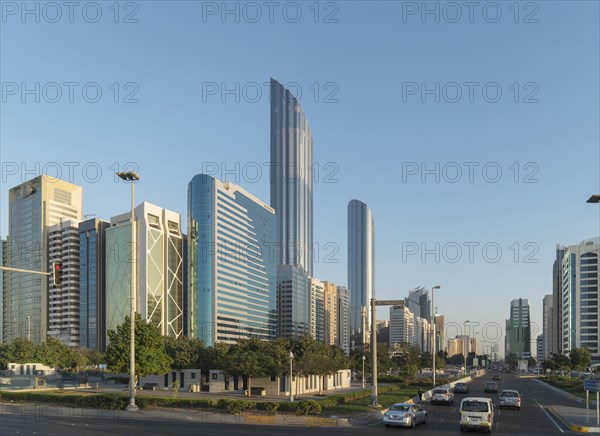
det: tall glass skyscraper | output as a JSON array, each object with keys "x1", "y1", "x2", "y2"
[
  {"x1": 79, "y1": 218, "x2": 109, "y2": 351},
  {"x1": 348, "y1": 199, "x2": 375, "y2": 345},
  {"x1": 188, "y1": 174, "x2": 277, "y2": 346},
  {"x1": 270, "y1": 78, "x2": 313, "y2": 276},
  {"x1": 7, "y1": 176, "x2": 82, "y2": 344}
]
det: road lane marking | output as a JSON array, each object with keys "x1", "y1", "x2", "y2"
[{"x1": 534, "y1": 399, "x2": 564, "y2": 433}]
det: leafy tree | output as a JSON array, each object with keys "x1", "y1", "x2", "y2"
[
  {"x1": 105, "y1": 314, "x2": 173, "y2": 382},
  {"x1": 390, "y1": 343, "x2": 420, "y2": 383},
  {"x1": 544, "y1": 352, "x2": 571, "y2": 373},
  {"x1": 0, "y1": 338, "x2": 37, "y2": 366},
  {"x1": 569, "y1": 348, "x2": 592, "y2": 372},
  {"x1": 165, "y1": 336, "x2": 205, "y2": 370}
]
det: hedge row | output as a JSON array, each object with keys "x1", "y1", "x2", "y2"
[{"x1": 0, "y1": 384, "x2": 409, "y2": 414}]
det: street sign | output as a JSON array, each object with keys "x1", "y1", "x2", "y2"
[{"x1": 584, "y1": 380, "x2": 600, "y2": 392}]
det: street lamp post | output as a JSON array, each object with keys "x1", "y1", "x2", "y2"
[
  {"x1": 463, "y1": 320, "x2": 470, "y2": 376},
  {"x1": 362, "y1": 355, "x2": 366, "y2": 389},
  {"x1": 431, "y1": 285, "x2": 441, "y2": 389},
  {"x1": 289, "y1": 351, "x2": 294, "y2": 402},
  {"x1": 116, "y1": 171, "x2": 140, "y2": 412}
]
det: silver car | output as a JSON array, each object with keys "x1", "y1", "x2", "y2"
[
  {"x1": 499, "y1": 390, "x2": 521, "y2": 409},
  {"x1": 431, "y1": 387, "x2": 455, "y2": 405},
  {"x1": 383, "y1": 403, "x2": 427, "y2": 428}
]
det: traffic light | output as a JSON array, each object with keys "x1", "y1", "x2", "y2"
[{"x1": 52, "y1": 262, "x2": 63, "y2": 286}]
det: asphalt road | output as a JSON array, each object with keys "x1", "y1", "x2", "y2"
[{"x1": 0, "y1": 373, "x2": 580, "y2": 435}]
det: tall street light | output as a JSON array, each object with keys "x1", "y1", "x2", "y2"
[
  {"x1": 26, "y1": 315, "x2": 31, "y2": 342},
  {"x1": 431, "y1": 285, "x2": 441, "y2": 389},
  {"x1": 586, "y1": 194, "x2": 600, "y2": 203},
  {"x1": 362, "y1": 355, "x2": 366, "y2": 389},
  {"x1": 289, "y1": 351, "x2": 294, "y2": 402},
  {"x1": 116, "y1": 171, "x2": 140, "y2": 412},
  {"x1": 463, "y1": 320, "x2": 470, "y2": 376}
]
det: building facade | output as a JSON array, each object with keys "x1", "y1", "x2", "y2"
[
  {"x1": 348, "y1": 199, "x2": 375, "y2": 344},
  {"x1": 187, "y1": 175, "x2": 277, "y2": 346},
  {"x1": 270, "y1": 78, "x2": 313, "y2": 277},
  {"x1": 79, "y1": 218, "x2": 109, "y2": 351},
  {"x1": 337, "y1": 285, "x2": 350, "y2": 354},
  {"x1": 561, "y1": 237, "x2": 599, "y2": 362},
  {"x1": 309, "y1": 278, "x2": 324, "y2": 342},
  {"x1": 505, "y1": 298, "x2": 531, "y2": 359},
  {"x1": 542, "y1": 294, "x2": 554, "y2": 362},
  {"x1": 47, "y1": 220, "x2": 80, "y2": 347},
  {"x1": 106, "y1": 202, "x2": 184, "y2": 344},
  {"x1": 6, "y1": 176, "x2": 82, "y2": 344},
  {"x1": 0, "y1": 238, "x2": 6, "y2": 342},
  {"x1": 322, "y1": 281, "x2": 338, "y2": 345},
  {"x1": 277, "y1": 264, "x2": 310, "y2": 338},
  {"x1": 552, "y1": 244, "x2": 566, "y2": 355}
]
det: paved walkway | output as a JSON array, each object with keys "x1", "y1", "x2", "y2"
[
  {"x1": 530, "y1": 378, "x2": 600, "y2": 433},
  {"x1": 548, "y1": 404, "x2": 600, "y2": 433}
]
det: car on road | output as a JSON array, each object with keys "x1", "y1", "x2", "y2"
[
  {"x1": 499, "y1": 390, "x2": 521, "y2": 409},
  {"x1": 459, "y1": 397, "x2": 495, "y2": 433},
  {"x1": 431, "y1": 387, "x2": 455, "y2": 405},
  {"x1": 483, "y1": 382, "x2": 499, "y2": 393},
  {"x1": 383, "y1": 403, "x2": 427, "y2": 428},
  {"x1": 492, "y1": 374, "x2": 501, "y2": 380},
  {"x1": 454, "y1": 382, "x2": 469, "y2": 394}
]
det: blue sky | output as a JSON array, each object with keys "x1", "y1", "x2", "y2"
[{"x1": 1, "y1": 1, "x2": 599, "y2": 354}]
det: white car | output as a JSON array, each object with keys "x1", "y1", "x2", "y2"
[
  {"x1": 383, "y1": 403, "x2": 427, "y2": 428},
  {"x1": 499, "y1": 390, "x2": 521, "y2": 409},
  {"x1": 431, "y1": 387, "x2": 454, "y2": 405}
]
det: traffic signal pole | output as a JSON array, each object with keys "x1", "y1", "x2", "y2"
[{"x1": 0, "y1": 266, "x2": 51, "y2": 276}]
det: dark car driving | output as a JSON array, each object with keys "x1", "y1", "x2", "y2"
[
  {"x1": 483, "y1": 382, "x2": 499, "y2": 393},
  {"x1": 454, "y1": 382, "x2": 469, "y2": 393}
]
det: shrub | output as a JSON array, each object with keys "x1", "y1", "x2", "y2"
[
  {"x1": 217, "y1": 399, "x2": 256, "y2": 414},
  {"x1": 75, "y1": 393, "x2": 128, "y2": 410},
  {"x1": 294, "y1": 400, "x2": 322, "y2": 416},
  {"x1": 255, "y1": 402, "x2": 279, "y2": 415}
]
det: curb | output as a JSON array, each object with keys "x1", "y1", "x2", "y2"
[{"x1": 548, "y1": 405, "x2": 600, "y2": 433}]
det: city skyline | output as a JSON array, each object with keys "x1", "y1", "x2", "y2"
[{"x1": 1, "y1": 2, "x2": 599, "y2": 355}]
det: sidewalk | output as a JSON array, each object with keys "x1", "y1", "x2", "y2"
[
  {"x1": 548, "y1": 404, "x2": 600, "y2": 433},
  {"x1": 532, "y1": 378, "x2": 600, "y2": 432}
]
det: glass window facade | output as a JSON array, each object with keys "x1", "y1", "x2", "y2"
[{"x1": 188, "y1": 175, "x2": 277, "y2": 346}]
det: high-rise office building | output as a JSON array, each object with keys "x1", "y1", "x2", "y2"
[
  {"x1": 542, "y1": 294, "x2": 554, "y2": 362},
  {"x1": 505, "y1": 298, "x2": 531, "y2": 359},
  {"x1": 537, "y1": 335, "x2": 545, "y2": 362},
  {"x1": 106, "y1": 202, "x2": 184, "y2": 344},
  {"x1": 552, "y1": 244, "x2": 566, "y2": 355},
  {"x1": 0, "y1": 238, "x2": 6, "y2": 342},
  {"x1": 322, "y1": 281, "x2": 338, "y2": 345},
  {"x1": 7, "y1": 176, "x2": 82, "y2": 344},
  {"x1": 79, "y1": 218, "x2": 109, "y2": 351},
  {"x1": 277, "y1": 264, "x2": 310, "y2": 338},
  {"x1": 270, "y1": 78, "x2": 313, "y2": 276},
  {"x1": 561, "y1": 237, "x2": 599, "y2": 362},
  {"x1": 337, "y1": 285, "x2": 350, "y2": 354},
  {"x1": 309, "y1": 278, "x2": 324, "y2": 342},
  {"x1": 435, "y1": 314, "x2": 445, "y2": 352},
  {"x1": 447, "y1": 338, "x2": 461, "y2": 357},
  {"x1": 389, "y1": 301, "x2": 431, "y2": 353},
  {"x1": 406, "y1": 287, "x2": 430, "y2": 320},
  {"x1": 348, "y1": 199, "x2": 375, "y2": 344},
  {"x1": 390, "y1": 303, "x2": 414, "y2": 347},
  {"x1": 47, "y1": 220, "x2": 80, "y2": 347},
  {"x1": 188, "y1": 175, "x2": 277, "y2": 346}
]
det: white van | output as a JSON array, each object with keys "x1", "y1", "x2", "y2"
[{"x1": 459, "y1": 397, "x2": 494, "y2": 433}]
